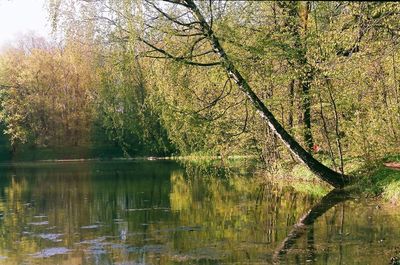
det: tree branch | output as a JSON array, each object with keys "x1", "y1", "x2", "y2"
[
  {"x1": 145, "y1": 0, "x2": 200, "y2": 29},
  {"x1": 140, "y1": 37, "x2": 220, "y2": 66}
]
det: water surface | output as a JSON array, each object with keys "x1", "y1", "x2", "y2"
[{"x1": 0, "y1": 160, "x2": 398, "y2": 264}]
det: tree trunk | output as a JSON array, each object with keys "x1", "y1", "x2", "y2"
[
  {"x1": 302, "y1": 76, "x2": 314, "y2": 151},
  {"x1": 288, "y1": 79, "x2": 295, "y2": 130},
  {"x1": 280, "y1": 1, "x2": 315, "y2": 151},
  {"x1": 184, "y1": 0, "x2": 350, "y2": 188},
  {"x1": 299, "y1": 2, "x2": 314, "y2": 151}
]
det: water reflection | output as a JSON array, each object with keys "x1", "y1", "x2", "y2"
[
  {"x1": 273, "y1": 189, "x2": 351, "y2": 263},
  {"x1": 0, "y1": 160, "x2": 397, "y2": 264}
]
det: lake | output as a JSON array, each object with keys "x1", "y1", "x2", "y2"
[{"x1": 0, "y1": 160, "x2": 398, "y2": 264}]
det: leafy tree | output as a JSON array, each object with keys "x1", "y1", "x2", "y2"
[{"x1": 0, "y1": 35, "x2": 96, "y2": 150}]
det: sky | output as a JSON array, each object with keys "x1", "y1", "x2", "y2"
[{"x1": 0, "y1": 0, "x2": 50, "y2": 47}]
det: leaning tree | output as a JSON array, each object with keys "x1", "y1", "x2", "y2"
[{"x1": 49, "y1": 0, "x2": 351, "y2": 188}]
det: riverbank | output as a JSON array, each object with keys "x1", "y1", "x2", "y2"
[
  {"x1": 356, "y1": 155, "x2": 400, "y2": 204},
  {"x1": 168, "y1": 154, "x2": 400, "y2": 204},
  {"x1": 2, "y1": 148, "x2": 399, "y2": 204},
  {"x1": 266, "y1": 154, "x2": 400, "y2": 205}
]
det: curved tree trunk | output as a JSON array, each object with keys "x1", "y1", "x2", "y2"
[{"x1": 184, "y1": 0, "x2": 350, "y2": 188}]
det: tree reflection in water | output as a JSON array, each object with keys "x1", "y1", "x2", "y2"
[
  {"x1": 273, "y1": 189, "x2": 352, "y2": 264},
  {"x1": 0, "y1": 161, "x2": 398, "y2": 264}
]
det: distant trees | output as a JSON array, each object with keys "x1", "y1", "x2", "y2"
[
  {"x1": 0, "y1": 36, "x2": 95, "y2": 150},
  {"x1": 0, "y1": 33, "x2": 173, "y2": 156},
  {"x1": 97, "y1": 47, "x2": 173, "y2": 155}
]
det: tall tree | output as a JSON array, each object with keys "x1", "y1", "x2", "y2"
[{"x1": 279, "y1": 1, "x2": 314, "y2": 152}]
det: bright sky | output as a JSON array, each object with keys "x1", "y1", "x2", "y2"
[{"x1": 0, "y1": 0, "x2": 50, "y2": 47}]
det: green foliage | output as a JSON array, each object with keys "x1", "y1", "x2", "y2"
[
  {"x1": 0, "y1": 1, "x2": 399, "y2": 170},
  {"x1": 353, "y1": 154, "x2": 400, "y2": 203},
  {"x1": 0, "y1": 35, "x2": 173, "y2": 157},
  {"x1": 0, "y1": 39, "x2": 96, "y2": 149},
  {"x1": 96, "y1": 49, "x2": 173, "y2": 156}
]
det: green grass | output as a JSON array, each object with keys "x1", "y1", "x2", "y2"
[
  {"x1": 290, "y1": 181, "x2": 330, "y2": 197},
  {"x1": 291, "y1": 163, "x2": 320, "y2": 181},
  {"x1": 354, "y1": 154, "x2": 400, "y2": 204},
  {"x1": 179, "y1": 154, "x2": 400, "y2": 203},
  {"x1": 258, "y1": 160, "x2": 331, "y2": 198},
  {"x1": 261, "y1": 154, "x2": 400, "y2": 204}
]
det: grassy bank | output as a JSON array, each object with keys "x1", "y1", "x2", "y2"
[
  {"x1": 355, "y1": 155, "x2": 400, "y2": 204},
  {"x1": 267, "y1": 154, "x2": 400, "y2": 204},
  {"x1": 170, "y1": 153, "x2": 400, "y2": 204},
  {"x1": 3, "y1": 145, "x2": 399, "y2": 204}
]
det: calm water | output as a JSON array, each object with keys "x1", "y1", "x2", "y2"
[{"x1": 0, "y1": 160, "x2": 398, "y2": 265}]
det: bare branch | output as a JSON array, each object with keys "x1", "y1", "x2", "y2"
[
  {"x1": 145, "y1": 0, "x2": 200, "y2": 29},
  {"x1": 229, "y1": 99, "x2": 249, "y2": 137},
  {"x1": 162, "y1": 0, "x2": 189, "y2": 8},
  {"x1": 193, "y1": 78, "x2": 231, "y2": 113},
  {"x1": 144, "y1": 22, "x2": 202, "y2": 37},
  {"x1": 140, "y1": 37, "x2": 220, "y2": 66},
  {"x1": 189, "y1": 36, "x2": 207, "y2": 57}
]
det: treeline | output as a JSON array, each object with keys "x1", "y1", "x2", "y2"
[
  {"x1": 0, "y1": 37, "x2": 94, "y2": 149},
  {"x1": 0, "y1": 35, "x2": 172, "y2": 157},
  {"x1": 0, "y1": 1, "x2": 399, "y2": 167}
]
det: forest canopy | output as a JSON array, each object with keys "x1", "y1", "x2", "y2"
[{"x1": 0, "y1": 1, "x2": 399, "y2": 174}]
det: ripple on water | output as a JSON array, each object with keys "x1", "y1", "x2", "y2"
[
  {"x1": 31, "y1": 247, "x2": 70, "y2": 258},
  {"x1": 37, "y1": 233, "x2": 63, "y2": 242},
  {"x1": 176, "y1": 225, "x2": 202, "y2": 232},
  {"x1": 79, "y1": 236, "x2": 107, "y2": 244},
  {"x1": 114, "y1": 262, "x2": 144, "y2": 265},
  {"x1": 126, "y1": 207, "x2": 170, "y2": 212},
  {"x1": 110, "y1": 243, "x2": 126, "y2": 249},
  {"x1": 80, "y1": 224, "x2": 101, "y2": 229},
  {"x1": 86, "y1": 245, "x2": 107, "y2": 255},
  {"x1": 28, "y1": 221, "x2": 49, "y2": 226},
  {"x1": 127, "y1": 244, "x2": 166, "y2": 254},
  {"x1": 33, "y1": 215, "x2": 47, "y2": 219}
]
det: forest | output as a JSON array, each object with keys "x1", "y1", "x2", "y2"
[
  {"x1": 1, "y1": 1, "x2": 400, "y2": 264},
  {"x1": 0, "y1": 1, "x2": 399, "y2": 190}
]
